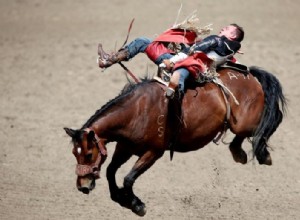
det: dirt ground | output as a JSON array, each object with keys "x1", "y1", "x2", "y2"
[{"x1": 0, "y1": 0, "x2": 299, "y2": 219}]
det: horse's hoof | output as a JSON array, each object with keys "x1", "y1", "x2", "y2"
[
  {"x1": 132, "y1": 203, "x2": 146, "y2": 216},
  {"x1": 131, "y1": 197, "x2": 146, "y2": 216},
  {"x1": 262, "y1": 154, "x2": 272, "y2": 165},
  {"x1": 230, "y1": 147, "x2": 247, "y2": 164},
  {"x1": 258, "y1": 154, "x2": 272, "y2": 165},
  {"x1": 233, "y1": 151, "x2": 247, "y2": 164}
]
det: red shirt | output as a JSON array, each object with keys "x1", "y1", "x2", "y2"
[
  {"x1": 173, "y1": 52, "x2": 213, "y2": 79},
  {"x1": 144, "y1": 29, "x2": 198, "y2": 62}
]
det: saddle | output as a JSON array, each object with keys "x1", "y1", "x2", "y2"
[
  {"x1": 218, "y1": 61, "x2": 249, "y2": 75},
  {"x1": 154, "y1": 61, "x2": 249, "y2": 86}
]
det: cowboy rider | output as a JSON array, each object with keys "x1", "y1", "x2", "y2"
[
  {"x1": 165, "y1": 24, "x2": 244, "y2": 98},
  {"x1": 97, "y1": 23, "x2": 244, "y2": 98}
]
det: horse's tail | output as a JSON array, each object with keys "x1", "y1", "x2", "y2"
[{"x1": 249, "y1": 66, "x2": 288, "y2": 164}]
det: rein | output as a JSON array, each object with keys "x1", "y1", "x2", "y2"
[
  {"x1": 212, "y1": 77, "x2": 239, "y2": 145},
  {"x1": 119, "y1": 62, "x2": 140, "y2": 83},
  {"x1": 120, "y1": 18, "x2": 135, "y2": 49},
  {"x1": 118, "y1": 18, "x2": 140, "y2": 83},
  {"x1": 75, "y1": 128, "x2": 107, "y2": 178}
]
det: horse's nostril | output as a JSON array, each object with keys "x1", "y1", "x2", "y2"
[{"x1": 79, "y1": 187, "x2": 90, "y2": 194}]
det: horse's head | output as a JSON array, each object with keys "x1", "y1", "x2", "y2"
[{"x1": 64, "y1": 127, "x2": 107, "y2": 194}]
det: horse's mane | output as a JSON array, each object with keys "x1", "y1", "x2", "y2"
[{"x1": 81, "y1": 77, "x2": 153, "y2": 129}]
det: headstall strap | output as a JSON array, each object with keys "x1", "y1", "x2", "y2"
[
  {"x1": 74, "y1": 128, "x2": 107, "y2": 178},
  {"x1": 83, "y1": 128, "x2": 107, "y2": 155},
  {"x1": 75, "y1": 151, "x2": 102, "y2": 179}
]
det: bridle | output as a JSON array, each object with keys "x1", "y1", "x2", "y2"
[{"x1": 75, "y1": 128, "x2": 107, "y2": 179}]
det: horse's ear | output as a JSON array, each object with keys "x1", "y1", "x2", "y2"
[{"x1": 64, "y1": 127, "x2": 76, "y2": 138}]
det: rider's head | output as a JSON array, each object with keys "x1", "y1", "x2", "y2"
[{"x1": 219, "y1": 24, "x2": 244, "y2": 42}]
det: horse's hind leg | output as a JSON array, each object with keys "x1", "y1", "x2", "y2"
[
  {"x1": 106, "y1": 142, "x2": 133, "y2": 203},
  {"x1": 254, "y1": 138, "x2": 272, "y2": 165},
  {"x1": 120, "y1": 149, "x2": 164, "y2": 216},
  {"x1": 229, "y1": 135, "x2": 247, "y2": 164}
]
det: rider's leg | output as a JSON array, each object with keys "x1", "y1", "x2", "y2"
[
  {"x1": 166, "y1": 68, "x2": 189, "y2": 98},
  {"x1": 159, "y1": 52, "x2": 188, "y2": 70},
  {"x1": 127, "y1": 37, "x2": 152, "y2": 58},
  {"x1": 155, "y1": 53, "x2": 173, "y2": 65},
  {"x1": 98, "y1": 37, "x2": 152, "y2": 68}
]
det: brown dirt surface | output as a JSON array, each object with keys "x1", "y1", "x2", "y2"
[{"x1": 1, "y1": 0, "x2": 299, "y2": 219}]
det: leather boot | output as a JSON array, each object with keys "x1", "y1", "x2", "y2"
[
  {"x1": 166, "y1": 71, "x2": 180, "y2": 99},
  {"x1": 98, "y1": 44, "x2": 129, "y2": 68},
  {"x1": 165, "y1": 81, "x2": 177, "y2": 99}
]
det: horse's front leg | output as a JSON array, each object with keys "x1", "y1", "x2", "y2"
[
  {"x1": 120, "y1": 149, "x2": 164, "y2": 216},
  {"x1": 106, "y1": 142, "x2": 133, "y2": 203}
]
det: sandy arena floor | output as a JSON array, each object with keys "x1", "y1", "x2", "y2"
[{"x1": 0, "y1": 0, "x2": 299, "y2": 219}]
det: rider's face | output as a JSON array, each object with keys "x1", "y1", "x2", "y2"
[{"x1": 218, "y1": 25, "x2": 237, "y2": 41}]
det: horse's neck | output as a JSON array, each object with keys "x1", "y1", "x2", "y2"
[{"x1": 91, "y1": 82, "x2": 165, "y2": 141}]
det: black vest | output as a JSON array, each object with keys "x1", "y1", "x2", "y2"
[{"x1": 192, "y1": 35, "x2": 241, "y2": 56}]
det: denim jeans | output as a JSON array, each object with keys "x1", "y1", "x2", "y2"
[
  {"x1": 125, "y1": 37, "x2": 173, "y2": 64},
  {"x1": 154, "y1": 53, "x2": 173, "y2": 65},
  {"x1": 176, "y1": 68, "x2": 190, "y2": 92}
]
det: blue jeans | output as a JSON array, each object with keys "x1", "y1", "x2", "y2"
[
  {"x1": 176, "y1": 68, "x2": 190, "y2": 92},
  {"x1": 125, "y1": 37, "x2": 173, "y2": 64},
  {"x1": 154, "y1": 53, "x2": 173, "y2": 65}
]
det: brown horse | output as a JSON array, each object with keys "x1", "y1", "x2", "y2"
[{"x1": 64, "y1": 66, "x2": 286, "y2": 216}]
